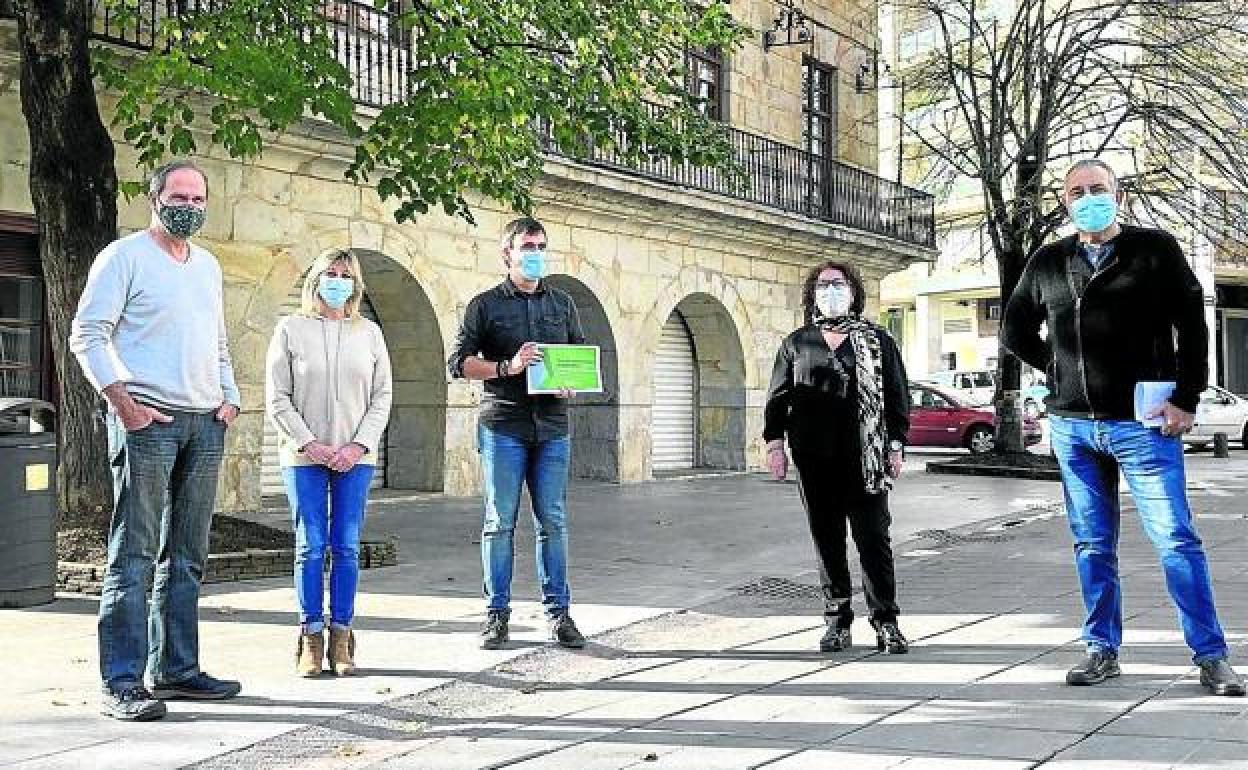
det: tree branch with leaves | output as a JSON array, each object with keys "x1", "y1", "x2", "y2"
[{"x1": 8, "y1": 0, "x2": 745, "y2": 522}]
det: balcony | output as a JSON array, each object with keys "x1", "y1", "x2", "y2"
[{"x1": 6, "y1": 0, "x2": 937, "y2": 249}]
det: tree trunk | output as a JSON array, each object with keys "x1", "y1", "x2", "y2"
[
  {"x1": 16, "y1": 0, "x2": 118, "y2": 524},
  {"x1": 993, "y1": 241, "x2": 1028, "y2": 453}
]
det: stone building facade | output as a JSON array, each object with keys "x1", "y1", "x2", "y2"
[{"x1": 0, "y1": 0, "x2": 935, "y2": 513}]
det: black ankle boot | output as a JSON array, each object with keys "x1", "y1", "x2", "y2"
[
  {"x1": 819, "y1": 627, "x2": 852, "y2": 653},
  {"x1": 874, "y1": 621, "x2": 908, "y2": 654}
]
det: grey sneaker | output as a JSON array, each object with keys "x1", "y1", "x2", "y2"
[
  {"x1": 549, "y1": 612, "x2": 586, "y2": 649},
  {"x1": 480, "y1": 610, "x2": 510, "y2": 650},
  {"x1": 151, "y1": 672, "x2": 241, "y2": 700},
  {"x1": 1199, "y1": 659, "x2": 1246, "y2": 696},
  {"x1": 101, "y1": 685, "x2": 167, "y2": 721},
  {"x1": 1066, "y1": 651, "x2": 1120, "y2": 686}
]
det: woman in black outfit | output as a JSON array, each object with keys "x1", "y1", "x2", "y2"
[{"x1": 764, "y1": 260, "x2": 911, "y2": 654}]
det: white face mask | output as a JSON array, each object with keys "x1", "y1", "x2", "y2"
[{"x1": 815, "y1": 285, "x2": 854, "y2": 319}]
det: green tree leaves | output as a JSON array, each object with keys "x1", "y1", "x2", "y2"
[{"x1": 96, "y1": 0, "x2": 745, "y2": 223}]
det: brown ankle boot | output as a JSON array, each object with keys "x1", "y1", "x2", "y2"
[
  {"x1": 296, "y1": 630, "x2": 324, "y2": 677},
  {"x1": 328, "y1": 626, "x2": 356, "y2": 676}
]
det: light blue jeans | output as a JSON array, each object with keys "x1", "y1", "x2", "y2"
[
  {"x1": 478, "y1": 426, "x2": 572, "y2": 617},
  {"x1": 1049, "y1": 415, "x2": 1229, "y2": 663},
  {"x1": 98, "y1": 410, "x2": 225, "y2": 691},
  {"x1": 283, "y1": 463, "x2": 375, "y2": 633}
]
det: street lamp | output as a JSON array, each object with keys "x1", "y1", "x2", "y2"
[
  {"x1": 856, "y1": 57, "x2": 906, "y2": 186},
  {"x1": 762, "y1": 0, "x2": 813, "y2": 51}
]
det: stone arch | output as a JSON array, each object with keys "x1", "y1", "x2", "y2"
[
  {"x1": 652, "y1": 291, "x2": 749, "y2": 471},
  {"x1": 545, "y1": 273, "x2": 620, "y2": 482},
  {"x1": 644, "y1": 266, "x2": 761, "y2": 390},
  {"x1": 352, "y1": 249, "x2": 447, "y2": 491}
]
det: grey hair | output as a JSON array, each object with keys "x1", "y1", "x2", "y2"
[
  {"x1": 1064, "y1": 158, "x2": 1118, "y2": 192},
  {"x1": 148, "y1": 160, "x2": 208, "y2": 200}
]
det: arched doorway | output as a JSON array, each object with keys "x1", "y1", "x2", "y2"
[
  {"x1": 651, "y1": 293, "x2": 747, "y2": 473},
  {"x1": 544, "y1": 274, "x2": 619, "y2": 482},
  {"x1": 261, "y1": 250, "x2": 446, "y2": 498}
]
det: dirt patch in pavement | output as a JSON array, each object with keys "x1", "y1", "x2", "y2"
[
  {"x1": 938, "y1": 451, "x2": 1059, "y2": 470},
  {"x1": 58, "y1": 512, "x2": 295, "y2": 565}
]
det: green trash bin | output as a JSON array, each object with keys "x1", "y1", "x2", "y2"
[{"x1": 0, "y1": 398, "x2": 58, "y2": 608}]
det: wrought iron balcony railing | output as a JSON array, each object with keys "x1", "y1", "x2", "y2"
[
  {"x1": 540, "y1": 105, "x2": 935, "y2": 247},
  {"x1": 3, "y1": 0, "x2": 937, "y2": 249}
]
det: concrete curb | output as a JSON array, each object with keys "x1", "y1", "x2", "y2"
[
  {"x1": 926, "y1": 459, "x2": 1062, "y2": 481},
  {"x1": 55, "y1": 540, "x2": 399, "y2": 596}
]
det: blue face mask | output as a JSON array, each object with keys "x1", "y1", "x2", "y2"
[
  {"x1": 1069, "y1": 193, "x2": 1118, "y2": 234},
  {"x1": 318, "y1": 276, "x2": 354, "y2": 309},
  {"x1": 517, "y1": 248, "x2": 547, "y2": 282}
]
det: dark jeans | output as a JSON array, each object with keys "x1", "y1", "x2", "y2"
[
  {"x1": 794, "y1": 454, "x2": 899, "y2": 629},
  {"x1": 98, "y1": 410, "x2": 225, "y2": 691}
]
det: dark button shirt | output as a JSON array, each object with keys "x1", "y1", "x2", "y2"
[{"x1": 447, "y1": 278, "x2": 586, "y2": 442}]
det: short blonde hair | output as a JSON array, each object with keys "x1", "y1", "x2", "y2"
[{"x1": 299, "y1": 248, "x2": 366, "y2": 319}]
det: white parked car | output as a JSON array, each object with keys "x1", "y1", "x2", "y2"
[
  {"x1": 922, "y1": 370, "x2": 996, "y2": 406},
  {"x1": 1186, "y1": 385, "x2": 1248, "y2": 449}
]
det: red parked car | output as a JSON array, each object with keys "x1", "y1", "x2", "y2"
[{"x1": 907, "y1": 383, "x2": 1042, "y2": 454}]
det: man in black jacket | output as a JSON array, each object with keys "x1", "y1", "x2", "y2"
[
  {"x1": 447, "y1": 217, "x2": 587, "y2": 651},
  {"x1": 1002, "y1": 159, "x2": 1243, "y2": 696}
]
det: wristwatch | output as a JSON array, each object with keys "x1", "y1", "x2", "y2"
[{"x1": 888, "y1": 440, "x2": 904, "y2": 452}]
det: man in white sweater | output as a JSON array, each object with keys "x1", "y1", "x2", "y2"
[{"x1": 70, "y1": 160, "x2": 242, "y2": 721}]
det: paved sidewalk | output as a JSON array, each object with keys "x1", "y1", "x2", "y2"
[{"x1": 3, "y1": 454, "x2": 1247, "y2": 769}]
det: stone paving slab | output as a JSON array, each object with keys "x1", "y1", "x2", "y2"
[{"x1": 6, "y1": 455, "x2": 1248, "y2": 769}]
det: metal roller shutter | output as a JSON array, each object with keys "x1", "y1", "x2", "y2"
[
  {"x1": 651, "y1": 310, "x2": 697, "y2": 471},
  {"x1": 261, "y1": 290, "x2": 388, "y2": 498}
]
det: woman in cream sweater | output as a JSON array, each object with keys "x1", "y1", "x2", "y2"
[{"x1": 266, "y1": 249, "x2": 393, "y2": 677}]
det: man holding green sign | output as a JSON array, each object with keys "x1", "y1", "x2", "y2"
[{"x1": 447, "y1": 217, "x2": 590, "y2": 651}]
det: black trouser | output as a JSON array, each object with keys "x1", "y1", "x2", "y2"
[{"x1": 793, "y1": 453, "x2": 899, "y2": 629}]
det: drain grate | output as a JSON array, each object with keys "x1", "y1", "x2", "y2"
[
  {"x1": 914, "y1": 528, "x2": 1013, "y2": 545},
  {"x1": 731, "y1": 576, "x2": 824, "y2": 601}
]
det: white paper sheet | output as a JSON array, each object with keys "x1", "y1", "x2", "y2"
[{"x1": 1134, "y1": 381, "x2": 1177, "y2": 427}]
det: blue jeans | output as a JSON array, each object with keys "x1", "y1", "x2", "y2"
[
  {"x1": 478, "y1": 425, "x2": 572, "y2": 617},
  {"x1": 283, "y1": 463, "x2": 375, "y2": 633},
  {"x1": 1049, "y1": 415, "x2": 1229, "y2": 663},
  {"x1": 98, "y1": 410, "x2": 225, "y2": 691}
]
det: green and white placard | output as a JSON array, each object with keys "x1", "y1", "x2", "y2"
[{"x1": 526, "y1": 344, "x2": 604, "y2": 394}]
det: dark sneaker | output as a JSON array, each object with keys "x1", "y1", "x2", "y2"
[
  {"x1": 480, "y1": 610, "x2": 510, "y2": 650},
  {"x1": 151, "y1": 672, "x2": 241, "y2": 700},
  {"x1": 549, "y1": 612, "x2": 586, "y2": 649},
  {"x1": 1066, "y1": 651, "x2": 1120, "y2": 686},
  {"x1": 819, "y1": 627, "x2": 852, "y2": 653},
  {"x1": 1199, "y1": 659, "x2": 1246, "y2": 696},
  {"x1": 101, "y1": 685, "x2": 167, "y2": 721},
  {"x1": 874, "y1": 622, "x2": 909, "y2": 654}
]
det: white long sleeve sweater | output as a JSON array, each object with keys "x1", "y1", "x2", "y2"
[
  {"x1": 265, "y1": 313, "x2": 393, "y2": 467},
  {"x1": 69, "y1": 230, "x2": 240, "y2": 411}
]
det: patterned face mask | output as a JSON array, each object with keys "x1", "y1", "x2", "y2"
[{"x1": 157, "y1": 203, "x2": 206, "y2": 239}]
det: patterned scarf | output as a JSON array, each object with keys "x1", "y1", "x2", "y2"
[{"x1": 816, "y1": 314, "x2": 891, "y2": 494}]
